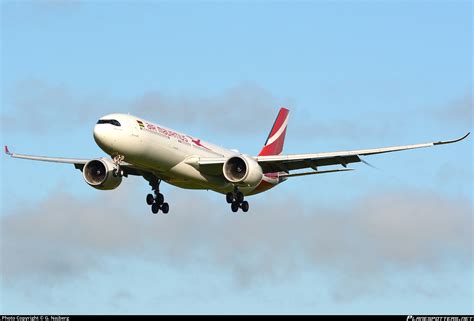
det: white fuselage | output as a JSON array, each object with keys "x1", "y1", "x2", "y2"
[{"x1": 93, "y1": 113, "x2": 279, "y2": 195}]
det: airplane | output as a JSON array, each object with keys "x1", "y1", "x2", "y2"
[{"x1": 4, "y1": 107, "x2": 470, "y2": 214}]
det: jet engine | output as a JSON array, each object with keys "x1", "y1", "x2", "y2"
[
  {"x1": 223, "y1": 155, "x2": 263, "y2": 187},
  {"x1": 83, "y1": 158, "x2": 122, "y2": 190}
]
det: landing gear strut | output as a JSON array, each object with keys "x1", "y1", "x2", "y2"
[
  {"x1": 226, "y1": 187, "x2": 249, "y2": 213},
  {"x1": 112, "y1": 154, "x2": 125, "y2": 177},
  {"x1": 146, "y1": 177, "x2": 169, "y2": 214}
]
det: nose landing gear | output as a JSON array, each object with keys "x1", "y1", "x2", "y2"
[
  {"x1": 226, "y1": 188, "x2": 249, "y2": 213},
  {"x1": 112, "y1": 154, "x2": 125, "y2": 177}
]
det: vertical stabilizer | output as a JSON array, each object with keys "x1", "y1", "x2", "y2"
[{"x1": 258, "y1": 108, "x2": 290, "y2": 156}]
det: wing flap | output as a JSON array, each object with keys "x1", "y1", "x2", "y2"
[
  {"x1": 279, "y1": 168, "x2": 354, "y2": 178},
  {"x1": 258, "y1": 154, "x2": 361, "y2": 173}
]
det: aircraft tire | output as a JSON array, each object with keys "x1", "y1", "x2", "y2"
[
  {"x1": 231, "y1": 202, "x2": 239, "y2": 212},
  {"x1": 151, "y1": 203, "x2": 160, "y2": 214},
  {"x1": 241, "y1": 201, "x2": 249, "y2": 212},
  {"x1": 155, "y1": 193, "x2": 164, "y2": 205},
  {"x1": 226, "y1": 192, "x2": 234, "y2": 204},
  {"x1": 146, "y1": 194, "x2": 154, "y2": 205},
  {"x1": 236, "y1": 191, "x2": 244, "y2": 203},
  {"x1": 161, "y1": 202, "x2": 169, "y2": 214}
]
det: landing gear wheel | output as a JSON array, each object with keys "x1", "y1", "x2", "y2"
[
  {"x1": 231, "y1": 201, "x2": 239, "y2": 212},
  {"x1": 146, "y1": 176, "x2": 171, "y2": 214},
  {"x1": 113, "y1": 168, "x2": 124, "y2": 177},
  {"x1": 151, "y1": 203, "x2": 160, "y2": 214},
  {"x1": 226, "y1": 192, "x2": 234, "y2": 204},
  {"x1": 155, "y1": 193, "x2": 164, "y2": 205},
  {"x1": 146, "y1": 194, "x2": 154, "y2": 205},
  {"x1": 236, "y1": 191, "x2": 244, "y2": 203},
  {"x1": 241, "y1": 201, "x2": 249, "y2": 212}
]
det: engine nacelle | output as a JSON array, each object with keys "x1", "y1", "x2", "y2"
[
  {"x1": 223, "y1": 155, "x2": 263, "y2": 187},
  {"x1": 83, "y1": 158, "x2": 122, "y2": 190}
]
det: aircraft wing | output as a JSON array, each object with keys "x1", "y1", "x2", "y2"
[
  {"x1": 255, "y1": 133, "x2": 470, "y2": 174},
  {"x1": 3, "y1": 145, "x2": 144, "y2": 176},
  {"x1": 4, "y1": 146, "x2": 90, "y2": 167}
]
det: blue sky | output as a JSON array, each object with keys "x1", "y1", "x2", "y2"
[{"x1": 1, "y1": 0, "x2": 472, "y2": 315}]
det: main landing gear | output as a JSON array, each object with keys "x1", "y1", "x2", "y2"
[
  {"x1": 226, "y1": 187, "x2": 249, "y2": 213},
  {"x1": 146, "y1": 178, "x2": 170, "y2": 214}
]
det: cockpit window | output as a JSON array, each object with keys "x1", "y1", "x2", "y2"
[{"x1": 97, "y1": 119, "x2": 121, "y2": 126}]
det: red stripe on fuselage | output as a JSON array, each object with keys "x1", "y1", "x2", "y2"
[{"x1": 247, "y1": 175, "x2": 279, "y2": 196}]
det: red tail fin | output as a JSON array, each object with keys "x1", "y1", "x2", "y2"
[{"x1": 258, "y1": 107, "x2": 290, "y2": 156}]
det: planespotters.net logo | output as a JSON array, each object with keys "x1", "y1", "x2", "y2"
[{"x1": 407, "y1": 317, "x2": 474, "y2": 321}]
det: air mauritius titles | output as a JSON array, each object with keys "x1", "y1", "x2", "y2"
[{"x1": 136, "y1": 119, "x2": 210, "y2": 150}]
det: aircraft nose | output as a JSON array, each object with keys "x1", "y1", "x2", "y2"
[{"x1": 93, "y1": 124, "x2": 110, "y2": 149}]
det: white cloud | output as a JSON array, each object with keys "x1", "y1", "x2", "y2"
[
  {"x1": 1, "y1": 183, "x2": 471, "y2": 301},
  {"x1": 2, "y1": 79, "x2": 285, "y2": 136}
]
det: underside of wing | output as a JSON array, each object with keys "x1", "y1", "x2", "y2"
[
  {"x1": 258, "y1": 154, "x2": 361, "y2": 173},
  {"x1": 187, "y1": 156, "x2": 226, "y2": 176},
  {"x1": 279, "y1": 168, "x2": 354, "y2": 178}
]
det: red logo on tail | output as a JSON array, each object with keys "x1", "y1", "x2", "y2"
[{"x1": 258, "y1": 108, "x2": 289, "y2": 156}]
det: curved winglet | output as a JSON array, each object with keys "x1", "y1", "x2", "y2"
[
  {"x1": 433, "y1": 132, "x2": 470, "y2": 146},
  {"x1": 4, "y1": 145, "x2": 12, "y2": 156}
]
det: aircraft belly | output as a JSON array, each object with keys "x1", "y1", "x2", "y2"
[{"x1": 165, "y1": 161, "x2": 228, "y2": 189}]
